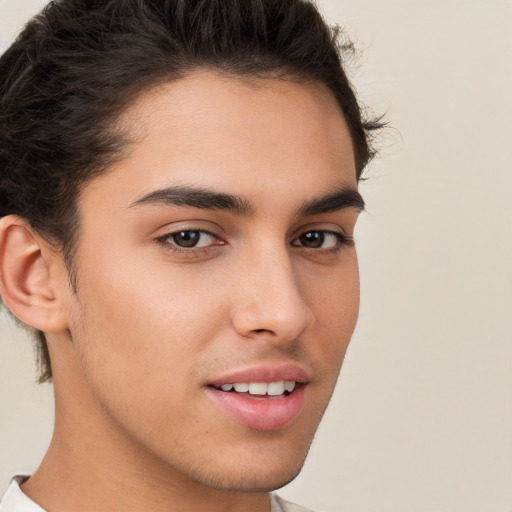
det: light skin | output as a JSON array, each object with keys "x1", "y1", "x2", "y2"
[{"x1": 0, "y1": 71, "x2": 363, "y2": 511}]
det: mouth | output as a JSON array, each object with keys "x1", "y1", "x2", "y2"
[
  {"x1": 211, "y1": 380, "x2": 298, "y2": 398},
  {"x1": 205, "y1": 365, "x2": 309, "y2": 431}
]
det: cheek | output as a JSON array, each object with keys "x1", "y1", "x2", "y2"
[
  {"x1": 70, "y1": 252, "x2": 229, "y2": 396},
  {"x1": 306, "y1": 256, "x2": 360, "y2": 363},
  {"x1": 67, "y1": 264, "x2": 229, "y2": 444}
]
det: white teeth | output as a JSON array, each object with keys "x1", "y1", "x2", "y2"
[
  {"x1": 267, "y1": 381, "x2": 285, "y2": 396},
  {"x1": 248, "y1": 382, "x2": 267, "y2": 395},
  {"x1": 219, "y1": 381, "x2": 296, "y2": 395},
  {"x1": 284, "y1": 381, "x2": 296, "y2": 392}
]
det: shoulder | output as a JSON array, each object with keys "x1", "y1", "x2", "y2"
[{"x1": 271, "y1": 494, "x2": 319, "y2": 512}]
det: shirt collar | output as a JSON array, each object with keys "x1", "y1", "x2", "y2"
[{"x1": 0, "y1": 477, "x2": 46, "y2": 512}]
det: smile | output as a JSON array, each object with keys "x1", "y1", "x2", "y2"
[
  {"x1": 206, "y1": 365, "x2": 309, "y2": 430},
  {"x1": 214, "y1": 381, "x2": 296, "y2": 396}
]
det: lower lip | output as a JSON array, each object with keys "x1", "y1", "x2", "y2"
[{"x1": 205, "y1": 385, "x2": 306, "y2": 431}]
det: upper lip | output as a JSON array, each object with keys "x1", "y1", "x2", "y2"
[{"x1": 208, "y1": 363, "x2": 310, "y2": 387}]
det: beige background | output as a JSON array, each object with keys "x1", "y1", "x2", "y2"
[{"x1": 1, "y1": 1, "x2": 511, "y2": 511}]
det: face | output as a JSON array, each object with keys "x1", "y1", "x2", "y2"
[{"x1": 60, "y1": 71, "x2": 362, "y2": 492}]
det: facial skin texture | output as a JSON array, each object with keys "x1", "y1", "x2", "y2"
[{"x1": 19, "y1": 72, "x2": 362, "y2": 512}]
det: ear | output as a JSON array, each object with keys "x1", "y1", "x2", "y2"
[{"x1": 0, "y1": 215, "x2": 69, "y2": 333}]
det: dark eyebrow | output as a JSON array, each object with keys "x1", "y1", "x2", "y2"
[
  {"x1": 297, "y1": 187, "x2": 365, "y2": 217},
  {"x1": 129, "y1": 185, "x2": 254, "y2": 216}
]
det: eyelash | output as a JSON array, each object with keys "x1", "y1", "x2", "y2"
[
  {"x1": 155, "y1": 230, "x2": 224, "y2": 257},
  {"x1": 291, "y1": 230, "x2": 353, "y2": 251},
  {"x1": 155, "y1": 228, "x2": 353, "y2": 256}
]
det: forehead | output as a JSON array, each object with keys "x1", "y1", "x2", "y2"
[{"x1": 82, "y1": 71, "x2": 356, "y2": 210}]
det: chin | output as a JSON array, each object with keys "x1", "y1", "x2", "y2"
[
  {"x1": 187, "y1": 448, "x2": 309, "y2": 493},
  {"x1": 202, "y1": 467, "x2": 303, "y2": 494}
]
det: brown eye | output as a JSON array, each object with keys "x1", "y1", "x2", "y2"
[
  {"x1": 298, "y1": 231, "x2": 325, "y2": 248},
  {"x1": 168, "y1": 230, "x2": 216, "y2": 248},
  {"x1": 292, "y1": 230, "x2": 346, "y2": 249}
]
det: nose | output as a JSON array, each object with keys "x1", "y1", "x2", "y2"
[{"x1": 230, "y1": 247, "x2": 314, "y2": 343}]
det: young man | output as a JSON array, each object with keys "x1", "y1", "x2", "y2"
[{"x1": 0, "y1": 1, "x2": 381, "y2": 510}]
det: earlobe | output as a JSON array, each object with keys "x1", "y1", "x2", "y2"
[{"x1": 0, "y1": 215, "x2": 69, "y2": 333}]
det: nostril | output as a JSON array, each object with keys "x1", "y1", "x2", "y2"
[{"x1": 252, "y1": 328, "x2": 274, "y2": 334}]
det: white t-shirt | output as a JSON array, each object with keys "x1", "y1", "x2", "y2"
[{"x1": 0, "y1": 476, "x2": 315, "y2": 512}]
